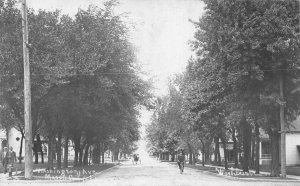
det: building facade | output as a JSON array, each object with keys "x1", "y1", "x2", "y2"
[{"x1": 215, "y1": 117, "x2": 300, "y2": 166}]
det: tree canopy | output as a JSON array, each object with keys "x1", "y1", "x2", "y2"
[
  {"x1": 0, "y1": 0, "x2": 153, "y2": 167},
  {"x1": 146, "y1": 0, "x2": 300, "y2": 176}
]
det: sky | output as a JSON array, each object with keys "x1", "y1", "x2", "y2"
[
  {"x1": 27, "y1": 0, "x2": 205, "y2": 95},
  {"x1": 26, "y1": 0, "x2": 205, "y2": 128}
]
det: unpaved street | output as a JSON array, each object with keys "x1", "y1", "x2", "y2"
[
  {"x1": 87, "y1": 157, "x2": 300, "y2": 186},
  {"x1": 90, "y1": 154, "x2": 235, "y2": 186}
]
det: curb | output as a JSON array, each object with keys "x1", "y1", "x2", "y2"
[
  {"x1": 0, "y1": 163, "x2": 121, "y2": 184},
  {"x1": 81, "y1": 163, "x2": 121, "y2": 182},
  {"x1": 164, "y1": 161, "x2": 300, "y2": 183},
  {"x1": 198, "y1": 170, "x2": 300, "y2": 183},
  {"x1": 197, "y1": 165, "x2": 300, "y2": 183}
]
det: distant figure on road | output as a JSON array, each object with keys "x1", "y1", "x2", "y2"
[
  {"x1": 1, "y1": 147, "x2": 8, "y2": 173},
  {"x1": 133, "y1": 154, "x2": 141, "y2": 164},
  {"x1": 177, "y1": 149, "x2": 185, "y2": 173}
]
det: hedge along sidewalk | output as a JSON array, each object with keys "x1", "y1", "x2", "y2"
[
  {"x1": 165, "y1": 161, "x2": 300, "y2": 183},
  {"x1": 0, "y1": 163, "x2": 120, "y2": 183}
]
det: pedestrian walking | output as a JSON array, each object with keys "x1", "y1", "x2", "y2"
[
  {"x1": 1, "y1": 147, "x2": 9, "y2": 173},
  {"x1": 177, "y1": 149, "x2": 185, "y2": 173},
  {"x1": 8, "y1": 146, "x2": 17, "y2": 166}
]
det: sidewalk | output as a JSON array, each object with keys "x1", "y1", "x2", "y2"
[
  {"x1": 203, "y1": 164, "x2": 300, "y2": 182},
  {"x1": 165, "y1": 161, "x2": 300, "y2": 183},
  {"x1": 0, "y1": 161, "x2": 54, "y2": 180},
  {"x1": 0, "y1": 160, "x2": 120, "y2": 183}
]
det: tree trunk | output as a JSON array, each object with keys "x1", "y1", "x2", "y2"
[
  {"x1": 192, "y1": 153, "x2": 195, "y2": 163},
  {"x1": 56, "y1": 132, "x2": 62, "y2": 169},
  {"x1": 220, "y1": 137, "x2": 228, "y2": 170},
  {"x1": 205, "y1": 143, "x2": 210, "y2": 164},
  {"x1": 40, "y1": 145, "x2": 44, "y2": 164},
  {"x1": 116, "y1": 150, "x2": 119, "y2": 161},
  {"x1": 166, "y1": 152, "x2": 169, "y2": 161},
  {"x1": 279, "y1": 72, "x2": 286, "y2": 178},
  {"x1": 187, "y1": 143, "x2": 193, "y2": 164},
  {"x1": 74, "y1": 148, "x2": 78, "y2": 167},
  {"x1": 34, "y1": 145, "x2": 38, "y2": 164},
  {"x1": 47, "y1": 134, "x2": 54, "y2": 170},
  {"x1": 255, "y1": 121, "x2": 260, "y2": 174},
  {"x1": 192, "y1": 153, "x2": 196, "y2": 164},
  {"x1": 97, "y1": 147, "x2": 101, "y2": 164},
  {"x1": 232, "y1": 128, "x2": 238, "y2": 168},
  {"x1": 201, "y1": 139, "x2": 206, "y2": 165},
  {"x1": 63, "y1": 135, "x2": 68, "y2": 168},
  {"x1": 92, "y1": 143, "x2": 100, "y2": 164},
  {"x1": 241, "y1": 116, "x2": 251, "y2": 172},
  {"x1": 19, "y1": 132, "x2": 24, "y2": 164},
  {"x1": 73, "y1": 137, "x2": 80, "y2": 167},
  {"x1": 202, "y1": 150, "x2": 205, "y2": 166},
  {"x1": 171, "y1": 153, "x2": 175, "y2": 162},
  {"x1": 79, "y1": 145, "x2": 84, "y2": 166},
  {"x1": 89, "y1": 146, "x2": 92, "y2": 165},
  {"x1": 214, "y1": 137, "x2": 218, "y2": 164},
  {"x1": 112, "y1": 149, "x2": 119, "y2": 162},
  {"x1": 83, "y1": 144, "x2": 90, "y2": 165},
  {"x1": 217, "y1": 150, "x2": 221, "y2": 166},
  {"x1": 214, "y1": 137, "x2": 221, "y2": 166},
  {"x1": 251, "y1": 137, "x2": 255, "y2": 169},
  {"x1": 270, "y1": 130, "x2": 280, "y2": 177},
  {"x1": 101, "y1": 151, "x2": 105, "y2": 164}
]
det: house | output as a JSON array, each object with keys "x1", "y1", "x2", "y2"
[
  {"x1": 260, "y1": 117, "x2": 300, "y2": 166},
  {"x1": 286, "y1": 117, "x2": 300, "y2": 166},
  {"x1": 215, "y1": 118, "x2": 300, "y2": 166},
  {"x1": 0, "y1": 129, "x2": 7, "y2": 150},
  {"x1": 0, "y1": 127, "x2": 25, "y2": 158},
  {"x1": 1, "y1": 127, "x2": 75, "y2": 162}
]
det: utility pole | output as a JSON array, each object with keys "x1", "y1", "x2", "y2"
[
  {"x1": 279, "y1": 72, "x2": 286, "y2": 178},
  {"x1": 21, "y1": 0, "x2": 33, "y2": 179}
]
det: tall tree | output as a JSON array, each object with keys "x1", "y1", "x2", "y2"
[{"x1": 188, "y1": 0, "x2": 300, "y2": 176}]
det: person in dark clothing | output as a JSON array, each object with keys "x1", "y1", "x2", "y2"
[
  {"x1": 33, "y1": 134, "x2": 44, "y2": 164},
  {"x1": 1, "y1": 147, "x2": 8, "y2": 173},
  {"x1": 177, "y1": 149, "x2": 185, "y2": 172},
  {"x1": 8, "y1": 146, "x2": 17, "y2": 167}
]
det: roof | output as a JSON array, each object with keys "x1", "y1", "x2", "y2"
[{"x1": 290, "y1": 117, "x2": 300, "y2": 131}]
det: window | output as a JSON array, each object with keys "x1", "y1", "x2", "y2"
[{"x1": 261, "y1": 141, "x2": 271, "y2": 159}]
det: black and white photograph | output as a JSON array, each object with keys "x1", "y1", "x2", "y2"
[{"x1": 0, "y1": 0, "x2": 300, "y2": 185}]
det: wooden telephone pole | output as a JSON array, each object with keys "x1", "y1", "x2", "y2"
[{"x1": 21, "y1": 0, "x2": 33, "y2": 179}]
